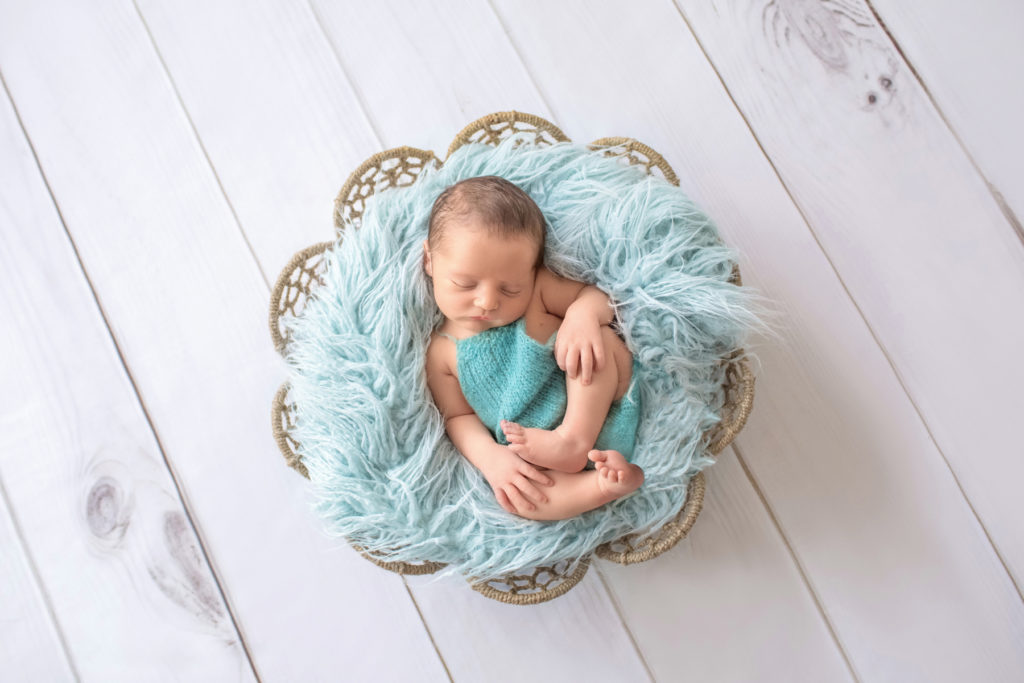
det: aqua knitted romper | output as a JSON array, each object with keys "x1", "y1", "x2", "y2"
[{"x1": 448, "y1": 317, "x2": 642, "y2": 459}]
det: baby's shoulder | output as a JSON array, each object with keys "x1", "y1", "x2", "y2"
[
  {"x1": 535, "y1": 265, "x2": 584, "y2": 294},
  {"x1": 426, "y1": 331, "x2": 457, "y2": 374}
]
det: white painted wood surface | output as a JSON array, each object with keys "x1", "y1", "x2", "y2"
[
  {"x1": 869, "y1": 0, "x2": 1024, "y2": 234},
  {"x1": 0, "y1": 489, "x2": 74, "y2": 681},
  {"x1": 677, "y1": 0, "x2": 1024, "y2": 633},
  {"x1": 0, "y1": 79, "x2": 250, "y2": 680},
  {"x1": 2, "y1": 0, "x2": 1023, "y2": 680},
  {"x1": 0, "y1": 1, "x2": 445, "y2": 680}
]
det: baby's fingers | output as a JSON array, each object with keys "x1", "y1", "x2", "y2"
[
  {"x1": 515, "y1": 476, "x2": 548, "y2": 505},
  {"x1": 554, "y1": 337, "x2": 568, "y2": 371},
  {"x1": 565, "y1": 347, "x2": 579, "y2": 379},
  {"x1": 580, "y1": 346, "x2": 594, "y2": 385},
  {"x1": 504, "y1": 485, "x2": 535, "y2": 513},
  {"x1": 593, "y1": 341, "x2": 606, "y2": 372},
  {"x1": 521, "y1": 465, "x2": 554, "y2": 487},
  {"x1": 495, "y1": 488, "x2": 516, "y2": 515}
]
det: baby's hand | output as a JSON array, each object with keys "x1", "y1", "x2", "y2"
[
  {"x1": 484, "y1": 447, "x2": 554, "y2": 515},
  {"x1": 554, "y1": 307, "x2": 606, "y2": 385}
]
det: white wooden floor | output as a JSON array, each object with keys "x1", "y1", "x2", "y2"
[{"x1": 2, "y1": 1, "x2": 1023, "y2": 681}]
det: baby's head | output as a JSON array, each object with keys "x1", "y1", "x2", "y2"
[
  {"x1": 424, "y1": 176, "x2": 546, "y2": 331},
  {"x1": 426, "y1": 176, "x2": 545, "y2": 267}
]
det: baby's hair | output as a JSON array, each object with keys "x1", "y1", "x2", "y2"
[{"x1": 428, "y1": 176, "x2": 546, "y2": 269}]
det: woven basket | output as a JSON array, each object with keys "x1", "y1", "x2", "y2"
[{"x1": 269, "y1": 111, "x2": 755, "y2": 604}]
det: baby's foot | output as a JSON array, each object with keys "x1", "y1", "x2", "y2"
[
  {"x1": 589, "y1": 449, "x2": 644, "y2": 500},
  {"x1": 501, "y1": 419, "x2": 590, "y2": 471}
]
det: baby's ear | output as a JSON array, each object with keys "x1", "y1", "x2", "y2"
[{"x1": 422, "y1": 240, "x2": 433, "y2": 276}]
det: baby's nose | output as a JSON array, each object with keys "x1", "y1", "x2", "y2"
[{"x1": 475, "y1": 291, "x2": 499, "y2": 311}]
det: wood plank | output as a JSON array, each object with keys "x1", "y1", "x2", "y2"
[
  {"x1": 868, "y1": 0, "x2": 1024, "y2": 235},
  {"x1": 677, "y1": 0, "x2": 1024, "y2": 585},
  {"x1": 133, "y1": 0, "x2": 381, "y2": 284},
  {"x1": 600, "y1": 450, "x2": 854, "y2": 682},
  {"x1": 309, "y1": 0, "x2": 549, "y2": 153},
  {"x1": 492, "y1": 0, "x2": 1024, "y2": 679},
  {"x1": 134, "y1": 0, "x2": 650, "y2": 679},
  {"x1": 0, "y1": 2, "x2": 447, "y2": 680},
  {"x1": 0, "y1": 486, "x2": 74, "y2": 680},
  {"x1": 407, "y1": 571, "x2": 656, "y2": 682},
  {"x1": 0, "y1": 85, "x2": 251, "y2": 678}
]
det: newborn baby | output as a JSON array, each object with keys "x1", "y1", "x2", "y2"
[{"x1": 424, "y1": 175, "x2": 644, "y2": 521}]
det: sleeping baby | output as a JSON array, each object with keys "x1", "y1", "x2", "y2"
[{"x1": 424, "y1": 175, "x2": 644, "y2": 521}]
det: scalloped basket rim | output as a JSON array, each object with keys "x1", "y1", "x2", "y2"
[{"x1": 267, "y1": 110, "x2": 755, "y2": 604}]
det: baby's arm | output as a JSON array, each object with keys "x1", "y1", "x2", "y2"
[
  {"x1": 537, "y1": 267, "x2": 616, "y2": 384},
  {"x1": 425, "y1": 335, "x2": 554, "y2": 515}
]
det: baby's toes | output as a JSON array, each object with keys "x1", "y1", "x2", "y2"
[{"x1": 501, "y1": 420, "x2": 525, "y2": 442}]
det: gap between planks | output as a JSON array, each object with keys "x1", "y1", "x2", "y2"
[
  {"x1": 862, "y1": 0, "x2": 1024, "y2": 247},
  {"x1": 0, "y1": 468, "x2": 79, "y2": 681},
  {"x1": 730, "y1": 442, "x2": 861, "y2": 682}
]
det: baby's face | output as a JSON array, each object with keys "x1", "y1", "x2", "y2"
[{"x1": 424, "y1": 218, "x2": 539, "y2": 334}]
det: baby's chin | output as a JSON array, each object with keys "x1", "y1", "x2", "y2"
[{"x1": 465, "y1": 316, "x2": 508, "y2": 329}]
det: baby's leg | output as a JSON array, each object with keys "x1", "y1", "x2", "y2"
[
  {"x1": 513, "y1": 450, "x2": 643, "y2": 521},
  {"x1": 503, "y1": 326, "x2": 633, "y2": 472}
]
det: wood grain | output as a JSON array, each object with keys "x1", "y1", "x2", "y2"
[
  {"x1": 0, "y1": 1, "x2": 448, "y2": 679},
  {"x1": 0, "y1": 83, "x2": 251, "y2": 678},
  {"x1": 868, "y1": 0, "x2": 1024, "y2": 239},
  {"x1": 678, "y1": 0, "x2": 1024, "y2": 590}
]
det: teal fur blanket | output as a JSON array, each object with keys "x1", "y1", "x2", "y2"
[{"x1": 283, "y1": 134, "x2": 771, "y2": 580}]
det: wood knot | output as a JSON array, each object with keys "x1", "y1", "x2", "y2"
[
  {"x1": 86, "y1": 476, "x2": 129, "y2": 542},
  {"x1": 777, "y1": 0, "x2": 848, "y2": 71}
]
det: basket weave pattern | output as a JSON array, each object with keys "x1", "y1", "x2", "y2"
[{"x1": 268, "y1": 112, "x2": 755, "y2": 604}]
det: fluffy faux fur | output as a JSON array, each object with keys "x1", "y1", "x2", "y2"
[{"x1": 283, "y1": 134, "x2": 772, "y2": 580}]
